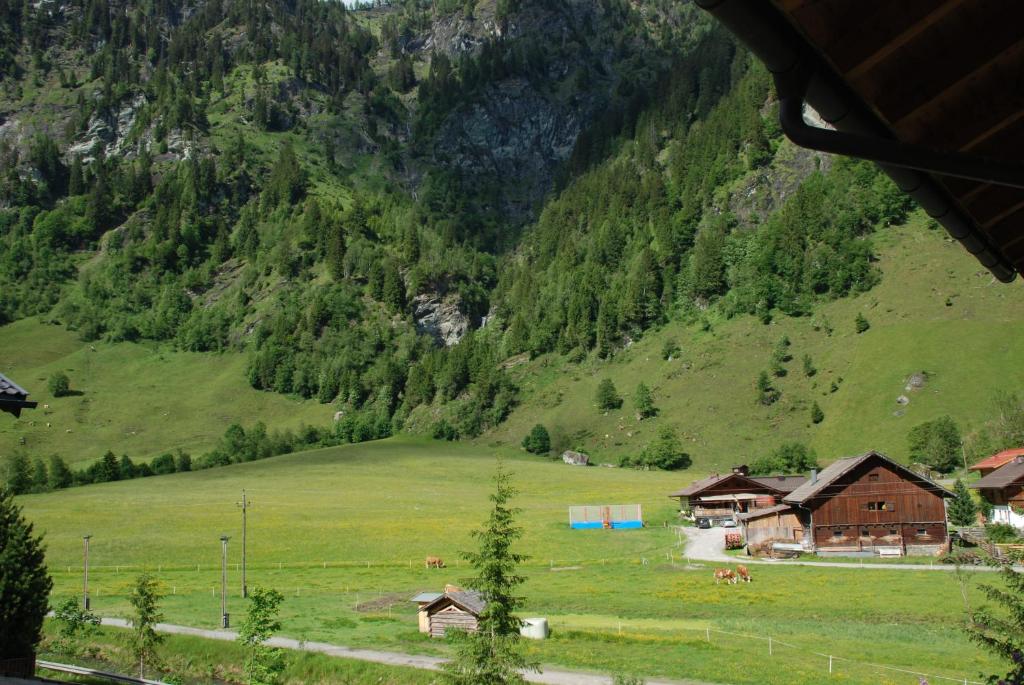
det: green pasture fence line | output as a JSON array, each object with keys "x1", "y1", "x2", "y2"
[{"x1": 48, "y1": 544, "x2": 689, "y2": 576}]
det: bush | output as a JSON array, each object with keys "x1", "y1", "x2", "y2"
[
  {"x1": 633, "y1": 383, "x2": 656, "y2": 419},
  {"x1": 756, "y1": 371, "x2": 779, "y2": 406},
  {"x1": 596, "y1": 379, "x2": 622, "y2": 411},
  {"x1": 907, "y1": 415, "x2": 961, "y2": 473},
  {"x1": 622, "y1": 425, "x2": 691, "y2": 470},
  {"x1": 521, "y1": 424, "x2": 551, "y2": 454},
  {"x1": 986, "y1": 523, "x2": 1023, "y2": 543},
  {"x1": 854, "y1": 313, "x2": 870, "y2": 334},
  {"x1": 750, "y1": 442, "x2": 819, "y2": 475},
  {"x1": 661, "y1": 338, "x2": 680, "y2": 361},
  {"x1": 810, "y1": 401, "x2": 824, "y2": 424},
  {"x1": 431, "y1": 419, "x2": 458, "y2": 441},
  {"x1": 48, "y1": 371, "x2": 71, "y2": 397}
]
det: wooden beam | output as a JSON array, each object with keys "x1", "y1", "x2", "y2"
[
  {"x1": 842, "y1": 0, "x2": 967, "y2": 81},
  {"x1": 961, "y1": 109, "x2": 1024, "y2": 153}
]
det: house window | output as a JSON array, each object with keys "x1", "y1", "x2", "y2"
[
  {"x1": 860, "y1": 528, "x2": 870, "y2": 537},
  {"x1": 917, "y1": 528, "x2": 927, "y2": 537},
  {"x1": 866, "y1": 501, "x2": 894, "y2": 511},
  {"x1": 889, "y1": 529, "x2": 898, "y2": 536},
  {"x1": 868, "y1": 473, "x2": 879, "y2": 482},
  {"x1": 832, "y1": 530, "x2": 844, "y2": 539}
]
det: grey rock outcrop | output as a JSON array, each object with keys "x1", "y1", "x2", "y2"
[{"x1": 413, "y1": 293, "x2": 470, "y2": 347}]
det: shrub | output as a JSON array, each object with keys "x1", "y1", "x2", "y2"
[
  {"x1": 802, "y1": 354, "x2": 816, "y2": 377},
  {"x1": 431, "y1": 419, "x2": 458, "y2": 441},
  {"x1": 907, "y1": 415, "x2": 961, "y2": 473},
  {"x1": 810, "y1": 401, "x2": 824, "y2": 424},
  {"x1": 48, "y1": 371, "x2": 71, "y2": 397},
  {"x1": 750, "y1": 442, "x2": 819, "y2": 475},
  {"x1": 521, "y1": 424, "x2": 551, "y2": 455},
  {"x1": 986, "y1": 523, "x2": 1023, "y2": 543},
  {"x1": 854, "y1": 313, "x2": 870, "y2": 333},
  {"x1": 661, "y1": 338, "x2": 680, "y2": 361},
  {"x1": 633, "y1": 383, "x2": 656, "y2": 419},
  {"x1": 756, "y1": 371, "x2": 779, "y2": 406}
]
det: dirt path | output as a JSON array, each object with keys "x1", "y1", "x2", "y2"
[
  {"x1": 96, "y1": 617, "x2": 719, "y2": 685},
  {"x1": 679, "y1": 527, "x2": 1018, "y2": 571}
]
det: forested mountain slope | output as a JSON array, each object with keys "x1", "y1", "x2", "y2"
[{"x1": 2, "y1": 0, "x2": 1021, "y2": 473}]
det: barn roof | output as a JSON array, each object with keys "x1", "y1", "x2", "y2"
[
  {"x1": 669, "y1": 472, "x2": 801, "y2": 498},
  {"x1": 423, "y1": 591, "x2": 485, "y2": 616},
  {"x1": 0, "y1": 373, "x2": 38, "y2": 418},
  {"x1": 784, "y1": 451, "x2": 952, "y2": 504},
  {"x1": 410, "y1": 592, "x2": 443, "y2": 604},
  {"x1": 969, "y1": 448, "x2": 1024, "y2": 472},
  {"x1": 971, "y1": 458, "x2": 1024, "y2": 491},
  {"x1": 695, "y1": 0, "x2": 1024, "y2": 282},
  {"x1": 736, "y1": 504, "x2": 793, "y2": 521}
]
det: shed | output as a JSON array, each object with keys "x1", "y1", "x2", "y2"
[
  {"x1": 562, "y1": 450, "x2": 589, "y2": 466},
  {"x1": 736, "y1": 504, "x2": 804, "y2": 545},
  {"x1": 410, "y1": 592, "x2": 442, "y2": 633},
  {"x1": 0, "y1": 373, "x2": 38, "y2": 418},
  {"x1": 422, "y1": 591, "x2": 486, "y2": 638}
]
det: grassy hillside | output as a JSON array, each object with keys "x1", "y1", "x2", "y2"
[
  {"x1": 17, "y1": 438, "x2": 1003, "y2": 685},
  {"x1": 0, "y1": 318, "x2": 328, "y2": 465},
  {"x1": 485, "y1": 212, "x2": 1024, "y2": 471}
]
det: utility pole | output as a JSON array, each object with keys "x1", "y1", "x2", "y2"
[
  {"x1": 220, "y1": 535, "x2": 230, "y2": 629},
  {"x1": 82, "y1": 535, "x2": 92, "y2": 610},
  {"x1": 236, "y1": 490, "x2": 251, "y2": 598}
]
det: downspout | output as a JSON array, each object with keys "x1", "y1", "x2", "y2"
[{"x1": 694, "y1": 0, "x2": 1018, "y2": 283}]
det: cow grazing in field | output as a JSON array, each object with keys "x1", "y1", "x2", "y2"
[
  {"x1": 713, "y1": 568, "x2": 737, "y2": 585},
  {"x1": 425, "y1": 556, "x2": 445, "y2": 569},
  {"x1": 736, "y1": 565, "x2": 751, "y2": 583}
]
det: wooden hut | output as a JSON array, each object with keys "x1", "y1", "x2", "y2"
[
  {"x1": 784, "y1": 451, "x2": 952, "y2": 556},
  {"x1": 0, "y1": 373, "x2": 38, "y2": 417},
  {"x1": 422, "y1": 591, "x2": 486, "y2": 638}
]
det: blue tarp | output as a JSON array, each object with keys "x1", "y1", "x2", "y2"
[{"x1": 570, "y1": 521, "x2": 643, "y2": 530}]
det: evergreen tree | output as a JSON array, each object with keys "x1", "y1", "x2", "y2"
[
  {"x1": 521, "y1": 424, "x2": 550, "y2": 455},
  {"x1": 756, "y1": 371, "x2": 779, "y2": 406},
  {"x1": 749, "y1": 442, "x2": 818, "y2": 476},
  {"x1": 802, "y1": 353, "x2": 816, "y2": 377},
  {"x1": 127, "y1": 574, "x2": 164, "y2": 679},
  {"x1": 98, "y1": 450, "x2": 120, "y2": 482},
  {"x1": 48, "y1": 455, "x2": 73, "y2": 490},
  {"x1": 4, "y1": 454, "x2": 32, "y2": 495},
  {"x1": 48, "y1": 371, "x2": 71, "y2": 397},
  {"x1": 0, "y1": 487, "x2": 54, "y2": 662},
  {"x1": 174, "y1": 450, "x2": 192, "y2": 473},
  {"x1": 30, "y1": 458, "x2": 48, "y2": 493},
  {"x1": 810, "y1": 401, "x2": 824, "y2": 424},
  {"x1": 634, "y1": 382, "x2": 656, "y2": 419},
  {"x1": 948, "y1": 479, "x2": 979, "y2": 527},
  {"x1": 854, "y1": 313, "x2": 870, "y2": 334},
  {"x1": 442, "y1": 466, "x2": 535, "y2": 685},
  {"x1": 238, "y1": 587, "x2": 286, "y2": 685},
  {"x1": 595, "y1": 379, "x2": 621, "y2": 411},
  {"x1": 967, "y1": 557, "x2": 1024, "y2": 685}
]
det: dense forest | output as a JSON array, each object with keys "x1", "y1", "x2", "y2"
[{"x1": 0, "y1": 0, "x2": 912, "y2": 452}]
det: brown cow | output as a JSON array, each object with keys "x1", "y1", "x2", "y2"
[
  {"x1": 425, "y1": 556, "x2": 445, "y2": 569},
  {"x1": 713, "y1": 568, "x2": 737, "y2": 585},
  {"x1": 735, "y1": 565, "x2": 751, "y2": 583}
]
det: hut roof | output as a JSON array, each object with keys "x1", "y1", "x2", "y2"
[
  {"x1": 669, "y1": 472, "x2": 804, "y2": 498},
  {"x1": 784, "y1": 451, "x2": 951, "y2": 504},
  {"x1": 0, "y1": 373, "x2": 38, "y2": 417},
  {"x1": 970, "y1": 448, "x2": 1024, "y2": 472},
  {"x1": 749, "y1": 475, "x2": 808, "y2": 493},
  {"x1": 423, "y1": 591, "x2": 486, "y2": 616},
  {"x1": 736, "y1": 504, "x2": 793, "y2": 522},
  {"x1": 410, "y1": 592, "x2": 443, "y2": 604},
  {"x1": 971, "y1": 458, "x2": 1024, "y2": 490}
]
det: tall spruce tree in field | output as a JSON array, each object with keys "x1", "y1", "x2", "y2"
[
  {"x1": 596, "y1": 379, "x2": 622, "y2": 411},
  {"x1": 968, "y1": 554, "x2": 1024, "y2": 685},
  {"x1": 634, "y1": 383, "x2": 656, "y2": 419},
  {"x1": 443, "y1": 466, "x2": 536, "y2": 685},
  {"x1": 948, "y1": 479, "x2": 979, "y2": 527},
  {"x1": 0, "y1": 487, "x2": 53, "y2": 665},
  {"x1": 127, "y1": 574, "x2": 164, "y2": 679}
]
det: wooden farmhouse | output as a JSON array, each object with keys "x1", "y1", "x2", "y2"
[
  {"x1": 971, "y1": 456, "x2": 1024, "y2": 529},
  {"x1": 783, "y1": 451, "x2": 952, "y2": 556},
  {"x1": 969, "y1": 448, "x2": 1024, "y2": 478},
  {"x1": 421, "y1": 591, "x2": 486, "y2": 638},
  {"x1": 668, "y1": 465, "x2": 807, "y2": 523}
]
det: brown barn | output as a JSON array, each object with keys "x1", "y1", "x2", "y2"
[
  {"x1": 669, "y1": 465, "x2": 806, "y2": 523},
  {"x1": 971, "y1": 457, "x2": 1024, "y2": 530},
  {"x1": 737, "y1": 504, "x2": 804, "y2": 545},
  {"x1": 784, "y1": 451, "x2": 952, "y2": 556},
  {"x1": 422, "y1": 591, "x2": 485, "y2": 638}
]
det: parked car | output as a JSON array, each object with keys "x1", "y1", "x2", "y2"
[
  {"x1": 696, "y1": 517, "x2": 711, "y2": 529},
  {"x1": 720, "y1": 519, "x2": 737, "y2": 528}
]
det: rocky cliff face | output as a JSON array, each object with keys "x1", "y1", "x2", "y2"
[{"x1": 412, "y1": 292, "x2": 471, "y2": 347}]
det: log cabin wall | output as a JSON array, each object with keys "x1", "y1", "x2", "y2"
[
  {"x1": 807, "y1": 455, "x2": 948, "y2": 549},
  {"x1": 428, "y1": 604, "x2": 479, "y2": 638}
]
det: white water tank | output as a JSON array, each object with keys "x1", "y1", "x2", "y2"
[{"x1": 520, "y1": 617, "x2": 549, "y2": 640}]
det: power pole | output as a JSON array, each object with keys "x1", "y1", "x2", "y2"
[
  {"x1": 220, "y1": 535, "x2": 230, "y2": 629},
  {"x1": 83, "y1": 535, "x2": 92, "y2": 610},
  {"x1": 236, "y1": 490, "x2": 251, "y2": 598}
]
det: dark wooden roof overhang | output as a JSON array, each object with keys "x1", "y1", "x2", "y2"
[
  {"x1": 695, "y1": 0, "x2": 1024, "y2": 283},
  {"x1": 0, "y1": 373, "x2": 37, "y2": 418}
]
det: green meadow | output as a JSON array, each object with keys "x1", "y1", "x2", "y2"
[
  {"x1": 487, "y1": 214, "x2": 1024, "y2": 470},
  {"x1": 19, "y1": 438, "x2": 1005, "y2": 685},
  {"x1": 0, "y1": 318, "x2": 329, "y2": 465}
]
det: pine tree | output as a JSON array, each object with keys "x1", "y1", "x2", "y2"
[
  {"x1": 442, "y1": 466, "x2": 536, "y2": 685},
  {"x1": 967, "y1": 558, "x2": 1024, "y2": 685},
  {"x1": 855, "y1": 313, "x2": 870, "y2": 334},
  {"x1": 948, "y1": 479, "x2": 979, "y2": 527},
  {"x1": 810, "y1": 401, "x2": 824, "y2": 424},
  {"x1": 634, "y1": 382, "x2": 655, "y2": 419},
  {"x1": 48, "y1": 455, "x2": 73, "y2": 490},
  {"x1": 595, "y1": 379, "x2": 622, "y2": 411},
  {"x1": 4, "y1": 454, "x2": 32, "y2": 494},
  {"x1": 802, "y1": 353, "x2": 816, "y2": 377},
  {"x1": 0, "y1": 487, "x2": 54, "y2": 661},
  {"x1": 30, "y1": 459, "x2": 48, "y2": 493},
  {"x1": 127, "y1": 574, "x2": 164, "y2": 679}
]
